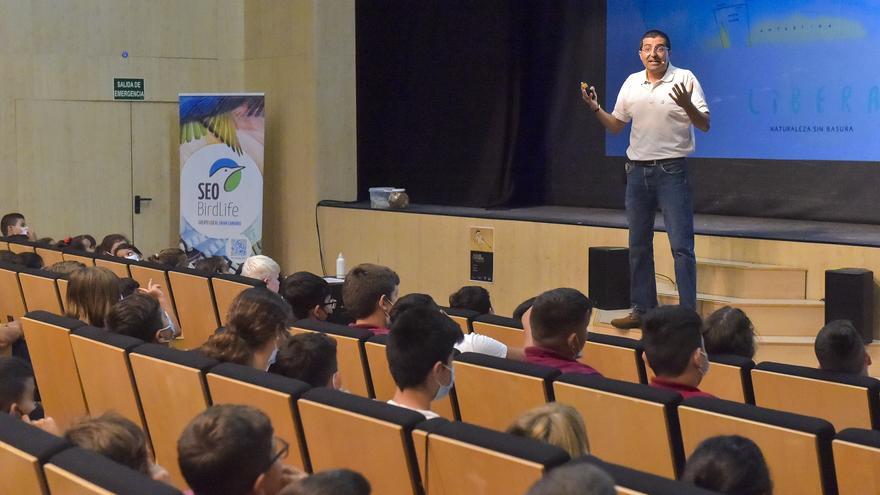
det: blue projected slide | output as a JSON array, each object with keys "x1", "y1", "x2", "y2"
[{"x1": 605, "y1": 1, "x2": 880, "y2": 161}]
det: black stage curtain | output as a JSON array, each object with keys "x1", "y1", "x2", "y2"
[{"x1": 357, "y1": 0, "x2": 880, "y2": 224}]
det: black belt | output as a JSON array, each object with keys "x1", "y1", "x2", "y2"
[{"x1": 628, "y1": 157, "x2": 685, "y2": 167}]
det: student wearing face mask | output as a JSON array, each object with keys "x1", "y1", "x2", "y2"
[
  {"x1": 0, "y1": 212, "x2": 35, "y2": 240},
  {"x1": 341, "y1": 263, "x2": 399, "y2": 336},
  {"x1": 642, "y1": 305, "x2": 715, "y2": 399},
  {"x1": 524, "y1": 288, "x2": 601, "y2": 376},
  {"x1": 386, "y1": 306, "x2": 463, "y2": 419},
  {"x1": 112, "y1": 243, "x2": 143, "y2": 261}
]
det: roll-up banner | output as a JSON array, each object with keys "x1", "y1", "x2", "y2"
[{"x1": 178, "y1": 93, "x2": 265, "y2": 270}]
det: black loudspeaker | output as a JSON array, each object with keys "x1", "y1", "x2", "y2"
[
  {"x1": 589, "y1": 247, "x2": 630, "y2": 310},
  {"x1": 825, "y1": 268, "x2": 874, "y2": 344}
]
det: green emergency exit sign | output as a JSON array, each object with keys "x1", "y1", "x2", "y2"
[{"x1": 113, "y1": 78, "x2": 145, "y2": 100}]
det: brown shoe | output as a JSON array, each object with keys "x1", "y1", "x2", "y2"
[{"x1": 611, "y1": 312, "x2": 643, "y2": 330}]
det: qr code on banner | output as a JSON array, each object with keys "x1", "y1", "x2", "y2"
[{"x1": 230, "y1": 238, "x2": 248, "y2": 259}]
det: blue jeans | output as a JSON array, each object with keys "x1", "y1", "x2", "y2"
[{"x1": 625, "y1": 158, "x2": 696, "y2": 313}]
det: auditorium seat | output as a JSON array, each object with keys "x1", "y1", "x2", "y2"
[
  {"x1": 44, "y1": 446, "x2": 181, "y2": 495},
  {"x1": 471, "y1": 314, "x2": 525, "y2": 349},
  {"x1": 364, "y1": 334, "x2": 457, "y2": 420},
  {"x1": 290, "y1": 319, "x2": 374, "y2": 397},
  {"x1": 7, "y1": 239, "x2": 35, "y2": 254},
  {"x1": 699, "y1": 354, "x2": 755, "y2": 403},
  {"x1": 570, "y1": 456, "x2": 719, "y2": 495},
  {"x1": 833, "y1": 428, "x2": 880, "y2": 495},
  {"x1": 35, "y1": 245, "x2": 65, "y2": 267},
  {"x1": 442, "y1": 306, "x2": 480, "y2": 334},
  {"x1": 553, "y1": 374, "x2": 684, "y2": 479},
  {"x1": 94, "y1": 254, "x2": 132, "y2": 278},
  {"x1": 584, "y1": 333, "x2": 647, "y2": 383},
  {"x1": 129, "y1": 343, "x2": 217, "y2": 489},
  {"x1": 0, "y1": 412, "x2": 70, "y2": 495},
  {"x1": 412, "y1": 418, "x2": 570, "y2": 495},
  {"x1": 69, "y1": 326, "x2": 147, "y2": 431},
  {"x1": 57, "y1": 276, "x2": 69, "y2": 313},
  {"x1": 61, "y1": 248, "x2": 95, "y2": 267},
  {"x1": 298, "y1": 387, "x2": 425, "y2": 494},
  {"x1": 752, "y1": 361, "x2": 880, "y2": 430},
  {"x1": 167, "y1": 267, "x2": 220, "y2": 348},
  {"x1": 20, "y1": 311, "x2": 88, "y2": 430},
  {"x1": 211, "y1": 273, "x2": 264, "y2": 326},
  {"x1": 678, "y1": 396, "x2": 836, "y2": 495},
  {"x1": 454, "y1": 352, "x2": 559, "y2": 430},
  {"x1": 18, "y1": 268, "x2": 63, "y2": 314},
  {"x1": 207, "y1": 362, "x2": 312, "y2": 472},
  {"x1": 0, "y1": 261, "x2": 26, "y2": 322},
  {"x1": 129, "y1": 260, "x2": 180, "y2": 325}
]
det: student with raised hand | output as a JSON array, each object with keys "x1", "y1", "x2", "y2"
[
  {"x1": 107, "y1": 293, "x2": 175, "y2": 345},
  {"x1": 526, "y1": 463, "x2": 616, "y2": 495},
  {"x1": 642, "y1": 305, "x2": 715, "y2": 399},
  {"x1": 0, "y1": 356, "x2": 59, "y2": 435},
  {"x1": 65, "y1": 412, "x2": 171, "y2": 483},
  {"x1": 703, "y1": 306, "x2": 757, "y2": 359},
  {"x1": 272, "y1": 332, "x2": 342, "y2": 390},
  {"x1": 281, "y1": 272, "x2": 336, "y2": 321},
  {"x1": 449, "y1": 285, "x2": 493, "y2": 314},
  {"x1": 386, "y1": 306, "x2": 463, "y2": 419},
  {"x1": 178, "y1": 404, "x2": 306, "y2": 495},
  {"x1": 281, "y1": 469, "x2": 371, "y2": 495},
  {"x1": 199, "y1": 287, "x2": 292, "y2": 371},
  {"x1": 815, "y1": 319, "x2": 872, "y2": 376},
  {"x1": 507, "y1": 402, "x2": 590, "y2": 458},
  {"x1": 525, "y1": 288, "x2": 600, "y2": 375},
  {"x1": 681, "y1": 435, "x2": 773, "y2": 495},
  {"x1": 242, "y1": 255, "x2": 282, "y2": 293},
  {"x1": 342, "y1": 263, "x2": 399, "y2": 335},
  {"x1": 65, "y1": 266, "x2": 122, "y2": 328},
  {"x1": 97, "y1": 234, "x2": 130, "y2": 257}
]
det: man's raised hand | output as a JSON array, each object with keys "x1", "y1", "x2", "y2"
[{"x1": 669, "y1": 81, "x2": 694, "y2": 109}]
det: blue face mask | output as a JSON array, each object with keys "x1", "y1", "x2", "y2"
[{"x1": 433, "y1": 363, "x2": 455, "y2": 401}]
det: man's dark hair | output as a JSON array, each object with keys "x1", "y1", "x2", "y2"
[
  {"x1": 1, "y1": 213, "x2": 24, "y2": 237},
  {"x1": 642, "y1": 306, "x2": 704, "y2": 377},
  {"x1": 512, "y1": 297, "x2": 536, "y2": 323},
  {"x1": 703, "y1": 306, "x2": 756, "y2": 359},
  {"x1": 529, "y1": 289, "x2": 593, "y2": 342},
  {"x1": 107, "y1": 293, "x2": 165, "y2": 343},
  {"x1": 449, "y1": 286, "x2": 492, "y2": 314},
  {"x1": 14, "y1": 252, "x2": 43, "y2": 269},
  {"x1": 389, "y1": 293, "x2": 440, "y2": 324},
  {"x1": 342, "y1": 264, "x2": 399, "y2": 319},
  {"x1": 387, "y1": 306, "x2": 463, "y2": 390},
  {"x1": 815, "y1": 320, "x2": 866, "y2": 374},
  {"x1": 289, "y1": 469, "x2": 371, "y2": 495},
  {"x1": 0, "y1": 357, "x2": 33, "y2": 413},
  {"x1": 65, "y1": 412, "x2": 152, "y2": 475},
  {"x1": 281, "y1": 271, "x2": 331, "y2": 320},
  {"x1": 640, "y1": 29, "x2": 671, "y2": 50},
  {"x1": 526, "y1": 463, "x2": 616, "y2": 495},
  {"x1": 178, "y1": 404, "x2": 275, "y2": 495},
  {"x1": 681, "y1": 435, "x2": 773, "y2": 495},
  {"x1": 273, "y1": 333, "x2": 338, "y2": 388}
]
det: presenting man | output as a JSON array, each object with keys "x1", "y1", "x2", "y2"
[{"x1": 582, "y1": 29, "x2": 709, "y2": 329}]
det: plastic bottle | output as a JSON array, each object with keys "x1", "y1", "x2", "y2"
[{"x1": 336, "y1": 253, "x2": 346, "y2": 279}]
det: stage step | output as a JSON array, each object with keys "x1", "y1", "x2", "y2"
[{"x1": 696, "y1": 257, "x2": 806, "y2": 300}]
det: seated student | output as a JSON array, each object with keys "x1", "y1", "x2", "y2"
[
  {"x1": 119, "y1": 277, "x2": 140, "y2": 298},
  {"x1": 386, "y1": 306, "x2": 463, "y2": 419},
  {"x1": 112, "y1": 243, "x2": 142, "y2": 261},
  {"x1": 681, "y1": 435, "x2": 773, "y2": 495},
  {"x1": 178, "y1": 404, "x2": 305, "y2": 495},
  {"x1": 281, "y1": 272, "x2": 335, "y2": 321},
  {"x1": 0, "y1": 356, "x2": 59, "y2": 434},
  {"x1": 194, "y1": 255, "x2": 230, "y2": 274},
  {"x1": 64, "y1": 234, "x2": 97, "y2": 253},
  {"x1": 200, "y1": 287, "x2": 292, "y2": 370},
  {"x1": 97, "y1": 234, "x2": 130, "y2": 257},
  {"x1": 147, "y1": 247, "x2": 189, "y2": 268},
  {"x1": 642, "y1": 306, "x2": 714, "y2": 399},
  {"x1": 514, "y1": 296, "x2": 537, "y2": 348},
  {"x1": 703, "y1": 306, "x2": 757, "y2": 359},
  {"x1": 391, "y1": 293, "x2": 524, "y2": 360},
  {"x1": 65, "y1": 412, "x2": 171, "y2": 483},
  {"x1": 45, "y1": 260, "x2": 86, "y2": 275},
  {"x1": 282, "y1": 469, "x2": 371, "y2": 495},
  {"x1": 65, "y1": 266, "x2": 122, "y2": 328},
  {"x1": 507, "y1": 402, "x2": 589, "y2": 458},
  {"x1": 815, "y1": 319, "x2": 872, "y2": 375},
  {"x1": 14, "y1": 252, "x2": 43, "y2": 269},
  {"x1": 242, "y1": 255, "x2": 282, "y2": 293},
  {"x1": 1, "y1": 212, "x2": 34, "y2": 240},
  {"x1": 526, "y1": 463, "x2": 616, "y2": 495},
  {"x1": 272, "y1": 332, "x2": 342, "y2": 390},
  {"x1": 107, "y1": 293, "x2": 174, "y2": 344},
  {"x1": 341, "y1": 263, "x2": 399, "y2": 335},
  {"x1": 525, "y1": 288, "x2": 600, "y2": 375},
  {"x1": 449, "y1": 285, "x2": 493, "y2": 314}
]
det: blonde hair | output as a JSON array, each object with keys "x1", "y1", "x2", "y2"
[
  {"x1": 507, "y1": 402, "x2": 589, "y2": 458},
  {"x1": 65, "y1": 266, "x2": 121, "y2": 327}
]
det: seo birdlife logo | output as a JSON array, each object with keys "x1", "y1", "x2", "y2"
[{"x1": 181, "y1": 144, "x2": 263, "y2": 239}]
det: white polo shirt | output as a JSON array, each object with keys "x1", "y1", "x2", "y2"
[{"x1": 611, "y1": 64, "x2": 709, "y2": 161}]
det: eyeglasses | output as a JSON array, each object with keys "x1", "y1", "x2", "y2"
[
  {"x1": 640, "y1": 45, "x2": 668, "y2": 55},
  {"x1": 322, "y1": 298, "x2": 338, "y2": 309},
  {"x1": 266, "y1": 436, "x2": 289, "y2": 470}
]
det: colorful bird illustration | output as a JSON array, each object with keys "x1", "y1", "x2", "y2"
[
  {"x1": 179, "y1": 96, "x2": 265, "y2": 155},
  {"x1": 209, "y1": 158, "x2": 245, "y2": 192}
]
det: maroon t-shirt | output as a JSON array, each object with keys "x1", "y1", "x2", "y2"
[
  {"x1": 650, "y1": 377, "x2": 715, "y2": 399},
  {"x1": 525, "y1": 346, "x2": 602, "y2": 376},
  {"x1": 350, "y1": 322, "x2": 390, "y2": 336}
]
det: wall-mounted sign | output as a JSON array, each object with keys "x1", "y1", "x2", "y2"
[
  {"x1": 113, "y1": 78, "x2": 145, "y2": 100},
  {"x1": 469, "y1": 227, "x2": 494, "y2": 283}
]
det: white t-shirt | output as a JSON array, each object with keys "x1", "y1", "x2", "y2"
[
  {"x1": 454, "y1": 333, "x2": 508, "y2": 358},
  {"x1": 611, "y1": 64, "x2": 709, "y2": 161},
  {"x1": 387, "y1": 400, "x2": 440, "y2": 420}
]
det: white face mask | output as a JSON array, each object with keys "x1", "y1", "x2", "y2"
[
  {"x1": 18, "y1": 226, "x2": 28, "y2": 236},
  {"x1": 433, "y1": 364, "x2": 455, "y2": 401},
  {"x1": 266, "y1": 346, "x2": 279, "y2": 371},
  {"x1": 125, "y1": 253, "x2": 141, "y2": 261},
  {"x1": 699, "y1": 348, "x2": 711, "y2": 376}
]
